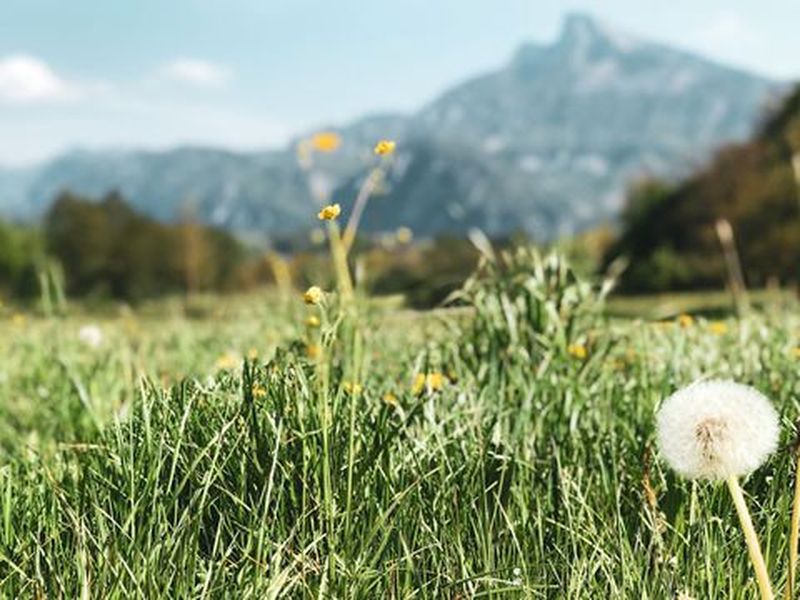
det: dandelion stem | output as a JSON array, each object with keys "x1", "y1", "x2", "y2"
[
  {"x1": 785, "y1": 455, "x2": 800, "y2": 600},
  {"x1": 727, "y1": 475, "x2": 774, "y2": 600}
]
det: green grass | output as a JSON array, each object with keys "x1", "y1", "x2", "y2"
[{"x1": 0, "y1": 260, "x2": 799, "y2": 598}]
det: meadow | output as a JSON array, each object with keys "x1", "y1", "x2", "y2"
[{"x1": 0, "y1": 247, "x2": 799, "y2": 599}]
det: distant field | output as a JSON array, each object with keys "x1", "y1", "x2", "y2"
[
  {"x1": 0, "y1": 273, "x2": 799, "y2": 597},
  {"x1": 607, "y1": 288, "x2": 798, "y2": 319}
]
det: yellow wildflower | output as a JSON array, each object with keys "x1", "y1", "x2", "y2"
[
  {"x1": 677, "y1": 313, "x2": 694, "y2": 328},
  {"x1": 792, "y1": 347, "x2": 800, "y2": 359},
  {"x1": 215, "y1": 353, "x2": 238, "y2": 370},
  {"x1": 383, "y1": 392, "x2": 398, "y2": 407},
  {"x1": 247, "y1": 347, "x2": 259, "y2": 360},
  {"x1": 708, "y1": 321, "x2": 728, "y2": 335},
  {"x1": 396, "y1": 226, "x2": 413, "y2": 244},
  {"x1": 305, "y1": 315, "x2": 321, "y2": 328},
  {"x1": 317, "y1": 203, "x2": 341, "y2": 221},
  {"x1": 11, "y1": 312, "x2": 26, "y2": 327},
  {"x1": 374, "y1": 139, "x2": 396, "y2": 156},
  {"x1": 342, "y1": 381, "x2": 363, "y2": 395},
  {"x1": 306, "y1": 343, "x2": 321, "y2": 360},
  {"x1": 567, "y1": 343, "x2": 588, "y2": 360},
  {"x1": 412, "y1": 372, "x2": 445, "y2": 395},
  {"x1": 303, "y1": 286, "x2": 324, "y2": 305},
  {"x1": 311, "y1": 131, "x2": 341, "y2": 153},
  {"x1": 251, "y1": 384, "x2": 267, "y2": 399},
  {"x1": 428, "y1": 372, "x2": 444, "y2": 390}
]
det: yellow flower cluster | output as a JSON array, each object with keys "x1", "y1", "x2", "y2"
[
  {"x1": 567, "y1": 343, "x2": 588, "y2": 360},
  {"x1": 251, "y1": 384, "x2": 267, "y2": 399},
  {"x1": 317, "y1": 203, "x2": 341, "y2": 221},
  {"x1": 215, "y1": 353, "x2": 238, "y2": 370},
  {"x1": 342, "y1": 381, "x2": 363, "y2": 395},
  {"x1": 677, "y1": 314, "x2": 694, "y2": 328},
  {"x1": 412, "y1": 372, "x2": 445, "y2": 395},
  {"x1": 374, "y1": 139, "x2": 396, "y2": 156},
  {"x1": 708, "y1": 321, "x2": 728, "y2": 335},
  {"x1": 311, "y1": 131, "x2": 341, "y2": 153},
  {"x1": 303, "y1": 286, "x2": 324, "y2": 305}
]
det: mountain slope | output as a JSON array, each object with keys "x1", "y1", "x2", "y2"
[
  {"x1": 0, "y1": 13, "x2": 782, "y2": 240},
  {"x1": 387, "y1": 13, "x2": 778, "y2": 237}
]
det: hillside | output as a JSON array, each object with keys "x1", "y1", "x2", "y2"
[
  {"x1": 0, "y1": 13, "x2": 780, "y2": 240},
  {"x1": 606, "y1": 85, "x2": 800, "y2": 291}
]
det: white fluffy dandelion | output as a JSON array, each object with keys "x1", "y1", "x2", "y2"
[
  {"x1": 656, "y1": 379, "x2": 780, "y2": 600},
  {"x1": 78, "y1": 324, "x2": 104, "y2": 349},
  {"x1": 657, "y1": 379, "x2": 778, "y2": 480}
]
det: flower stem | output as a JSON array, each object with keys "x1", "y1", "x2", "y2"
[
  {"x1": 327, "y1": 222, "x2": 353, "y2": 301},
  {"x1": 342, "y1": 167, "x2": 380, "y2": 252},
  {"x1": 727, "y1": 475, "x2": 774, "y2": 600},
  {"x1": 785, "y1": 457, "x2": 800, "y2": 600}
]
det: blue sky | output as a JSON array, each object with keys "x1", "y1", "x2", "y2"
[{"x1": 1, "y1": 0, "x2": 798, "y2": 166}]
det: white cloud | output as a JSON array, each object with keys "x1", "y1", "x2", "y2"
[
  {"x1": 0, "y1": 54, "x2": 82, "y2": 103},
  {"x1": 160, "y1": 59, "x2": 231, "y2": 87}
]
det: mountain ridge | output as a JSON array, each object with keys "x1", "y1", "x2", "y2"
[{"x1": 0, "y1": 13, "x2": 784, "y2": 240}]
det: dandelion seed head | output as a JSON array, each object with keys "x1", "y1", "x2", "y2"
[
  {"x1": 78, "y1": 324, "x2": 103, "y2": 348},
  {"x1": 656, "y1": 380, "x2": 778, "y2": 480}
]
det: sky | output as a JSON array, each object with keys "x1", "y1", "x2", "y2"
[{"x1": 1, "y1": 0, "x2": 798, "y2": 166}]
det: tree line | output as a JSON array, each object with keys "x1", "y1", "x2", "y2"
[{"x1": 0, "y1": 190, "x2": 483, "y2": 306}]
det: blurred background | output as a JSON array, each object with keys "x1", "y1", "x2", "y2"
[{"x1": 1, "y1": 0, "x2": 798, "y2": 310}]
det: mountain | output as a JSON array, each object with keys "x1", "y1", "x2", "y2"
[{"x1": 0, "y1": 13, "x2": 783, "y2": 240}]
